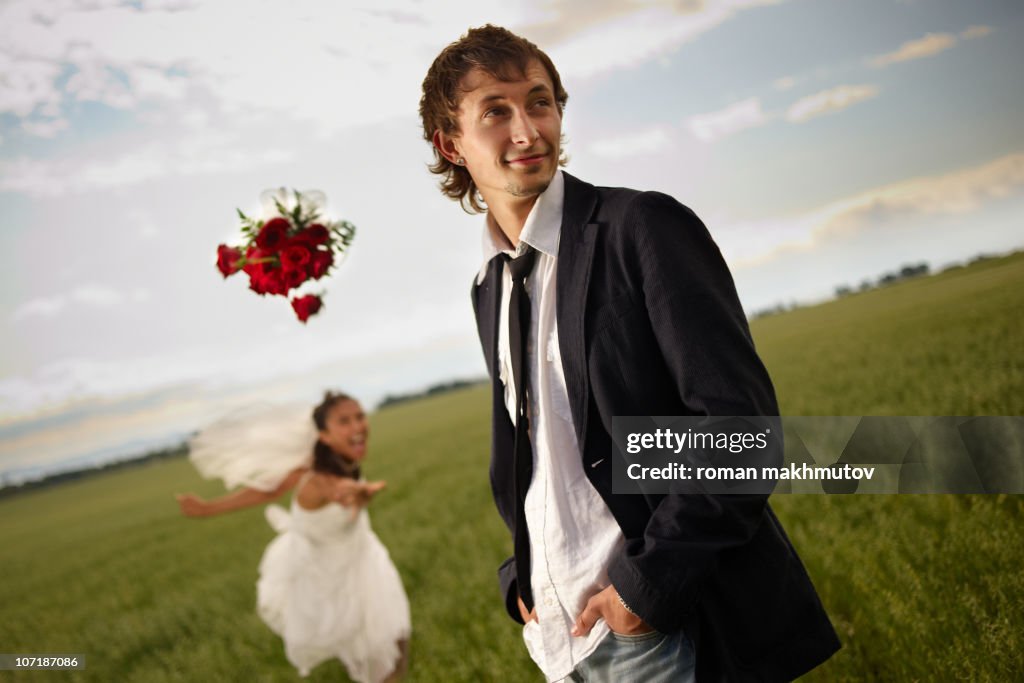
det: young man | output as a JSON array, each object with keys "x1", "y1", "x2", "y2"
[{"x1": 420, "y1": 25, "x2": 840, "y2": 682}]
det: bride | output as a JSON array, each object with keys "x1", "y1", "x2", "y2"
[{"x1": 176, "y1": 391, "x2": 411, "y2": 681}]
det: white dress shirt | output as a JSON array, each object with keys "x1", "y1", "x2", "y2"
[{"x1": 477, "y1": 171, "x2": 626, "y2": 682}]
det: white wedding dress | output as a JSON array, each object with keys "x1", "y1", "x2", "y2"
[
  {"x1": 257, "y1": 490, "x2": 411, "y2": 681},
  {"x1": 188, "y1": 402, "x2": 410, "y2": 682}
]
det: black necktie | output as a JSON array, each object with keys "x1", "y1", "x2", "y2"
[{"x1": 506, "y1": 245, "x2": 537, "y2": 612}]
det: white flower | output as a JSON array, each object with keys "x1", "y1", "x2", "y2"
[{"x1": 258, "y1": 188, "x2": 327, "y2": 220}]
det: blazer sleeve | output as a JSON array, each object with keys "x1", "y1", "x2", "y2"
[
  {"x1": 498, "y1": 555, "x2": 525, "y2": 624},
  {"x1": 606, "y1": 191, "x2": 781, "y2": 633}
]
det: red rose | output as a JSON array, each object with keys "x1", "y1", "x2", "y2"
[
  {"x1": 256, "y1": 217, "x2": 290, "y2": 252},
  {"x1": 250, "y1": 265, "x2": 289, "y2": 296},
  {"x1": 282, "y1": 267, "x2": 306, "y2": 290},
  {"x1": 304, "y1": 223, "x2": 330, "y2": 245},
  {"x1": 216, "y1": 244, "x2": 242, "y2": 278},
  {"x1": 280, "y1": 242, "x2": 312, "y2": 272},
  {"x1": 310, "y1": 250, "x2": 333, "y2": 279},
  {"x1": 248, "y1": 269, "x2": 268, "y2": 295},
  {"x1": 242, "y1": 246, "x2": 273, "y2": 276},
  {"x1": 291, "y1": 294, "x2": 322, "y2": 323}
]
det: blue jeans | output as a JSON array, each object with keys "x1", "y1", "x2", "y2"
[{"x1": 559, "y1": 629, "x2": 695, "y2": 683}]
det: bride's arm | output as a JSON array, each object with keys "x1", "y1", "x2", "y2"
[{"x1": 177, "y1": 467, "x2": 307, "y2": 517}]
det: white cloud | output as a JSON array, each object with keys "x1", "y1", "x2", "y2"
[
  {"x1": 0, "y1": 0, "x2": 529, "y2": 135},
  {"x1": 0, "y1": 0, "x2": 790, "y2": 136},
  {"x1": 773, "y1": 75, "x2": 797, "y2": 91},
  {"x1": 10, "y1": 296, "x2": 66, "y2": 321},
  {"x1": 813, "y1": 152, "x2": 1024, "y2": 231},
  {"x1": 546, "y1": 0, "x2": 786, "y2": 80},
  {"x1": 0, "y1": 54, "x2": 64, "y2": 117},
  {"x1": 686, "y1": 97, "x2": 768, "y2": 143},
  {"x1": 0, "y1": 134, "x2": 294, "y2": 196},
  {"x1": 588, "y1": 126, "x2": 672, "y2": 158},
  {"x1": 869, "y1": 32, "x2": 957, "y2": 68},
  {"x1": 719, "y1": 152, "x2": 1024, "y2": 266},
  {"x1": 785, "y1": 84, "x2": 879, "y2": 123},
  {"x1": 20, "y1": 116, "x2": 69, "y2": 138},
  {"x1": 960, "y1": 25, "x2": 993, "y2": 41},
  {"x1": 11, "y1": 285, "x2": 153, "y2": 322}
]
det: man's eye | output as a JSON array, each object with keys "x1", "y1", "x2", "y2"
[
  {"x1": 484, "y1": 107, "x2": 506, "y2": 118},
  {"x1": 533, "y1": 99, "x2": 551, "y2": 107}
]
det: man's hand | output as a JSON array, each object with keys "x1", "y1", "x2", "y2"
[
  {"x1": 571, "y1": 585, "x2": 654, "y2": 637},
  {"x1": 517, "y1": 595, "x2": 538, "y2": 624}
]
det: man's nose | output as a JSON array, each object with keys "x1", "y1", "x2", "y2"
[{"x1": 509, "y1": 107, "x2": 539, "y2": 146}]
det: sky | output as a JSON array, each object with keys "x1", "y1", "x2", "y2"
[{"x1": 1, "y1": 0, "x2": 1022, "y2": 484}]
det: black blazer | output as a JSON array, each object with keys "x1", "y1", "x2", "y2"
[{"x1": 471, "y1": 172, "x2": 840, "y2": 682}]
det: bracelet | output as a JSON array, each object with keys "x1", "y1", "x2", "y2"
[{"x1": 616, "y1": 591, "x2": 638, "y2": 616}]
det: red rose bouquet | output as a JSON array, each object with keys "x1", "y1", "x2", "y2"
[{"x1": 215, "y1": 189, "x2": 355, "y2": 323}]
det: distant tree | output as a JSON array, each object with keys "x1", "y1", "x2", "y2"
[{"x1": 899, "y1": 263, "x2": 929, "y2": 279}]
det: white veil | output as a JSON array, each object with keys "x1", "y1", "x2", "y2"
[{"x1": 189, "y1": 401, "x2": 317, "y2": 492}]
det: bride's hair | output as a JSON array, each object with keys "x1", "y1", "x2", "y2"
[{"x1": 311, "y1": 391, "x2": 361, "y2": 478}]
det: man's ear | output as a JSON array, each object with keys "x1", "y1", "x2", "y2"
[{"x1": 433, "y1": 129, "x2": 462, "y2": 165}]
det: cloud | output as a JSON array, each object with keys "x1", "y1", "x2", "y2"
[
  {"x1": 588, "y1": 126, "x2": 673, "y2": 158},
  {"x1": 718, "y1": 152, "x2": 1024, "y2": 266},
  {"x1": 0, "y1": 53, "x2": 64, "y2": 118},
  {"x1": 10, "y1": 296, "x2": 65, "y2": 321},
  {"x1": 960, "y1": 25, "x2": 993, "y2": 41},
  {"x1": 0, "y1": 0, "x2": 792, "y2": 137},
  {"x1": 0, "y1": 134, "x2": 294, "y2": 196},
  {"x1": 686, "y1": 97, "x2": 768, "y2": 143},
  {"x1": 542, "y1": 0, "x2": 787, "y2": 79},
  {"x1": 12, "y1": 285, "x2": 152, "y2": 322},
  {"x1": 0, "y1": 0, "x2": 529, "y2": 136},
  {"x1": 773, "y1": 75, "x2": 797, "y2": 91},
  {"x1": 867, "y1": 25, "x2": 992, "y2": 69},
  {"x1": 20, "y1": 117, "x2": 69, "y2": 138},
  {"x1": 869, "y1": 32, "x2": 956, "y2": 68},
  {"x1": 813, "y1": 152, "x2": 1024, "y2": 233},
  {"x1": 785, "y1": 84, "x2": 879, "y2": 123}
]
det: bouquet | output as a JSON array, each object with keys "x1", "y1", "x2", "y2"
[{"x1": 215, "y1": 189, "x2": 355, "y2": 323}]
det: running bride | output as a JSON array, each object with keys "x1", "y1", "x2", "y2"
[{"x1": 176, "y1": 391, "x2": 410, "y2": 681}]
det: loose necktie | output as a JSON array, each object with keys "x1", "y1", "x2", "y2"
[{"x1": 506, "y1": 245, "x2": 537, "y2": 612}]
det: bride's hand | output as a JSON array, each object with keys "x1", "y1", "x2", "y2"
[
  {"x1": 349, "y1": 481, "x2": 386, "y2": 514},
  {"x1": 361, "y1": 480, "x2": 387, "y2": 501},
  {"x1": 330, "y1": 479, "x2": 386, "y2": 519},
  {"x1": 329, "y1": 478, "x2": 364, "y2": 506},
  {"x1": 176, "y1": 493, "x2": 210, "y2": 517}
]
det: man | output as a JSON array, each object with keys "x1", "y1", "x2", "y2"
[{"x1": 419, "y1": 25, "x2": 840, "y2": 682}]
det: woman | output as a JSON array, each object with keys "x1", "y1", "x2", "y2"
[{"x1": 177, "y1": 391, "x2": 411, "y2": 681}]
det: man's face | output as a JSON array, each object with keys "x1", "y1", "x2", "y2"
[{"x1": 445, "y1": 59, "x2": 562, "y2": 203}]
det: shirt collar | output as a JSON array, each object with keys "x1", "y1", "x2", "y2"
[{"x1": 477, "y1": 170, "x2": 564, "y2": 284}]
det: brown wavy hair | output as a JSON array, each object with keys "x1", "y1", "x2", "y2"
[
  {"x1": 419, "y1": 24, "x2": 570, "y2": 214},
  {"x1": 311, "y1": 390, "x2": 361, "y2": 479}
]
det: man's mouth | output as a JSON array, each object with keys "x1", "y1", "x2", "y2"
[{"x1": 507, "y1": 152, "x2": 549, "y2": 165}]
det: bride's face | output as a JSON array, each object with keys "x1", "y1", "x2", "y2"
[{"x1": 318, "y1": 399, "x2": 369, "y2": 462}]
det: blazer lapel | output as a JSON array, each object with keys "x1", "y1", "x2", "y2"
[
  {"x1": 472, "y1": 257, "x2": 503, "y2": 381},
  {"x1": 556, "y1": 172, "x2": 600, "y2": 452}
]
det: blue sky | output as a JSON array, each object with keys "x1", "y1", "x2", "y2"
[{"x1": 1, "y1": 0, "x2": 1022, "y2": 482}]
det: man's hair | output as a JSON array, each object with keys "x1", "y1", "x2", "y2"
[{"x1": 419, "y1": 24, "x2": 569, "y2": 213}]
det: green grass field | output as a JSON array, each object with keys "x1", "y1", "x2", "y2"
[{"x1": 2, "y1": 252, "x2": 1022, "y2": 682}]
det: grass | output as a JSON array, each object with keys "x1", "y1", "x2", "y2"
[{"x1": 1, "y1": 252, "x2": 1022, "y2": 681}]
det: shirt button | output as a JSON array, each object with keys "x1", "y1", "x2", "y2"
[{"x1": 545, "y1": 597, "x2": 555, "y2": 607}]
